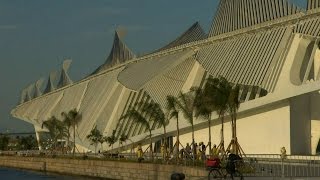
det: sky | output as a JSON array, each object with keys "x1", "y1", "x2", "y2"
[{"x1": 0, "y1": 0, "x2": 307, "y2": 133}]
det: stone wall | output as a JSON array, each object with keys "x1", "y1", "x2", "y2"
[{"x1": 0, "y1": 156, "x2": 207, "y2": 180}]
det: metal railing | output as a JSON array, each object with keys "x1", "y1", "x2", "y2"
[{"x1": 243, "y1": 154, "x2": 320, "y2": 177}]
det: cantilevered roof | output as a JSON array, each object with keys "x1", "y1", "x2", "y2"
[
  {"x1": 294, "y1": 16, "x2": 320, "y2": 37},
  {"x1": 118, "y1": 49, "x2": 196, "y2": 91},
  {"x1": 209, "y1": 0, "x2": 301, "y2": 37},
  {"x1": 92, "y1": 31, "x2": 135, "y2": 74},
  {"x1": 156, "y1": 22, "x2": 206, "y2": 52},
  {"x1": 198, "y1": 26, "x2": 292, "y2": 92},
  {"x1": 308, "y1": 0, "x2": 320, "y2": 10}
]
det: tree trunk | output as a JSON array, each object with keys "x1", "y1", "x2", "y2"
[
  {"x1": 163, "y1": 126, "x2": 167, "y2": 153},
  {"x1": 219, "y1": 110, "x2": 225, "y2": 152},
  {"x1": 176, "y1": 117, "x2": 180, "y2": 152},
  {"x1": 208, "y1": 114, "x2": 212, "y2": 156},
  {"x1": 149, "y1": 131, "x2": 153, "y2": 161},
  {"x1": 67, "y1": 127, "x2": 70, "y2": 153},
  {"x1": 191, "y1": 123, "x2": 195, "y2": 163},
  {"x1": 73, "y1": 125, "x2": 76, "y2": 156}
]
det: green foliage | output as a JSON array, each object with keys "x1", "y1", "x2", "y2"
[
  {"x1": 0, "y1": 135, "x2": 9, "y2": 150},
  {"x1": 119, "y1": 134, "x2": 128, "y2": 145},
  {"x1": 86, "y1": 126, "x2": 102, "y2": 146},
  {"x1": 62, "y1": 109, "x2": 82, "y2": 154},
  {"x1": 42, "y1": 116, "x2": 67, "y2": 150},
  {"x1": 166, "y1": 96, "x2": 179, "y2": 120},
  {"x1": 105, "y1": 130, "x2": 117, "y2": 147},
  {"x1": 17, "y1": 135, "x2": 38, "y2": 150}
]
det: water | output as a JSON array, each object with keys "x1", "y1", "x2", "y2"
[{"x1": 0, "y1": 167, "x2": 103, "y2": 180}]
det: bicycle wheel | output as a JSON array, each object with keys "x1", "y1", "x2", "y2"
[
  {"x1": 224, "y1": 171, "x2": 244, "y2": 180},
  {"x1": 208, "y1": 169, "x2": 223, "y2": 180}
]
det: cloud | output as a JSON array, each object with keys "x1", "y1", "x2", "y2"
[{"x1": 0, "y1": 25, "x2": 17, "y2": 30}]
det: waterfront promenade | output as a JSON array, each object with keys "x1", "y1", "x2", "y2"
[{"x1": 1, "y1": 152, "x2": 320, "y2": 180}]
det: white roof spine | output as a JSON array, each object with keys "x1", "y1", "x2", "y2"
[{"x1": 208, "y1": 0, "x2": 300, "y2": 37}]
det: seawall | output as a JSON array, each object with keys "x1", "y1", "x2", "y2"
[{"x1": 0, "y1": 156, "x2": 207, "y2": 180}]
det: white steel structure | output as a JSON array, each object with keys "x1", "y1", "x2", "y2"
[{"x1": 11, "y1": 0, "x2": 320, "y2": 155}]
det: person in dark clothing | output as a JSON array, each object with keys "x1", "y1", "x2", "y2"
[{"x1": 226, "y1": 153, "x2": 242, "y2": 175}]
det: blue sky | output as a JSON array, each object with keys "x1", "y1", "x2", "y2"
[{"x1": 0, "y1": 0, "x2": 307, "y2": 133}]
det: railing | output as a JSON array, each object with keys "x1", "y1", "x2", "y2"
[
  {"x1": 1, "y1": 151, "x2": 320, "y2": 178},
  {"x1": 243, "y1": 154, "x2": 320, "y2": 177}
]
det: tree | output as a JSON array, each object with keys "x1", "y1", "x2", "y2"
[
  {"x1": 226, "y1": 84, "x2": 242, "y2": 155},
  {"x1": 61, "y1": 111, "x2": 71, "y2": 151},
  {"x1": 0, "y1": 135, "x2": 9, "y2": 150},
  {"x1": 175, "y1": 90, "x2": 202, "y2": 162},
  {"x1": 86, "y1": 126, "x2": 102, "y2": 154},
  {"x1": 205, "y1": 76, "x2": 230, "y2": 153},
  {"x1": 121, "y1": 108, "x2": 154, "y2": 159},
  {"x1": 166, "y1": 95, "x2": 180, "y2": 160},
  {"x1": 18, "y1": 135, "x2": 38, "y2": 150},
  {"x1": 62, "y1": 109, "x2": 82, "y2": 155},
  {"x1": 105, "y1": 130, "x2": 117, "y2": 151},
  {"x1": 98, "y1": 135, "x2": 105, "y2": 152},
  {"x1": 140, "y1": 102, "x2": 169, "y2": 153},
  {"x1": 119, "y1": 134, "x2": 128, "y2": 151},
  {"x1": 193, "y1": 87, "x2": 215, "y2": 155},
  {"x1": 42, "y1": 116, "x2": 67, "y2": 151},
  {"x1": 206, "y1": 76, "x2": 243, "y2": 155}
]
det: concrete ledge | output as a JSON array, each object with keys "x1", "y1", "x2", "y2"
[{"x1": 0, "y1": 156, "x2": 207, "y2": 180}]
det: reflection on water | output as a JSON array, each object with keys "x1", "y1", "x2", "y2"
[{"x1": 0, "y1": 167, "x2": 106, "y2": 180}]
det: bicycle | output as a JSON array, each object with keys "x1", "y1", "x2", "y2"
[{"x1": 207, "y1": 155, "x2": 244, "y2": 180}]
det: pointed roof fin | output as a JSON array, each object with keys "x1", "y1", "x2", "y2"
[
  {"x1": 155, "y1": 22, "x2": 206, "y2": 52},
  {"x1": 33, "y1": 78, "x2": 44, "y2": 98},
  {"x1": 20, "y1": 89, "x2": 27, "y2": 104},
  {"x1": 91, "y1": 30, "x2": 135, "y2": 75},
  {"x1": 25, "y1": 83, "x2": 34, "y2": 101},
  {"x1": 57, "y1": 59, "x2": 73, "y2": 88},
  {"x1": 44, "y1": 71, "x2": 57, "y2": 94}
]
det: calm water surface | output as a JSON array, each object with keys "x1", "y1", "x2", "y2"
[{"x1": 0, "y1": 167, "x2": 105, "y2": 180}]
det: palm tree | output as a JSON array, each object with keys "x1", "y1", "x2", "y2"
[
  {"x1": 140, "y1": 102, "x2": 169, "y2": 153},
  {"x1": 175, "y1": 90, "x2": 202, "y2": 161},
  {"x1": 105, "y1": 130, "x2": 117, "y2": 152},
  {"x1": 166, "y1": 95, "x2": 179, "y2": 160},
  {"x1": 121, "y1": 108, "x2": 154, "y2": 159},
  {"x1": 61, "y1": 111, "x2": 71, "y2": 151},
  {"x1": 226, "y1": 84, "x2": 242, "y2": 155},
  {"x1": 205, "y1": 76, "x2": 231, "y2": 154},
  {"x1": 67, "y1": 109, "x2": 82, "y2": 155},
  {"x1": 193, "y1": 87, "x2": 215, "y2": 155},
  {"x1": 42, "y1": 116, "x2": 66, "y2": 151},
  {"x1": 86, "y1": 126, "x2": 102, "y2": 154},
  {"x1": 98, "y1": 135, "x2": 105, "y2": 152},
  {"x1": 119, "y1": 134, "x2": 128, "y2": 151}
]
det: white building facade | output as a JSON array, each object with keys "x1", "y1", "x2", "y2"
[{"x1": 11, "y1": 0, "x2": 320, "y2": 155}]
